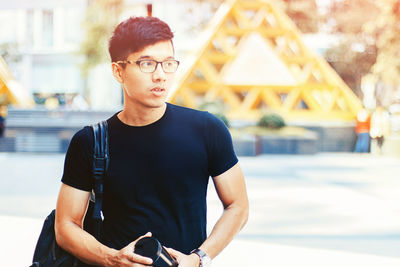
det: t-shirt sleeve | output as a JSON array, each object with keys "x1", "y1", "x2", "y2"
[
  {"x1": 61, "y1": 126, "x2": 94, "y2": 192},
  {"x1": 205, "y1": 112, "x2": 238, "y2": 177}
]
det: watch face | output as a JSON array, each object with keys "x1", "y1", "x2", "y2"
[{"x1": 191, "y1": 249, "x2": 212, "y2": 267}]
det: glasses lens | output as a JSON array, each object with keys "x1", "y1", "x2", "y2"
[
  {"x1": 139, "y1": 60, "x2": 157, "y2": 73},
  {"x1": 162, "y1": 60, "x2": 179, "y2": 73}
]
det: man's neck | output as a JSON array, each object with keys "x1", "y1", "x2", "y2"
[{"x1": 118, "y1": 103, "x2": 167, "y2": 127}]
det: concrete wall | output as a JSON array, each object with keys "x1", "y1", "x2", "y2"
[
  {"x1": 232, "y1": 125, "x2": 357, "y2": 156},
  {"x1": 1, "y1": 109, "x2": 358, "y2": 155},
  {"x1": 0, "y1": 108, "x2": 115, "y2": 153}
]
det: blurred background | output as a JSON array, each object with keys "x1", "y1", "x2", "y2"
[
  {"x1": 0, "y1": 0, "x2": 400, "y2": 266},
  {"x1": 0, "y1": 0, "x2": 400, "y2": 155}
]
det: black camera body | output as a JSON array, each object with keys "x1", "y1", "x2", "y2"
[{"x1": 134, "y1": 237, "x2": 178, "y2": 267}]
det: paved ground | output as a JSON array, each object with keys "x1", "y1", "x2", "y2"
[{"x1": 1, "y1": 152, "x2": 400, "y2": 266}]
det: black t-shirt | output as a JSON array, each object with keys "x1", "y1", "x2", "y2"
[{"x1": 61, "y1": 103, "x2": 238, "y2": 253}]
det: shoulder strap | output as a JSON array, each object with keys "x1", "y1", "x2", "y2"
[{"x1": 90, "y1": 120, "x2": 109, "y2": 239}]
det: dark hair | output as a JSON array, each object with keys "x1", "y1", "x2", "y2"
[{"x1": 108, "y1": 16, "x2": 174, "y2": 62}]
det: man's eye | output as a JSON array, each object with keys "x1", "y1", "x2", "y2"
[{"x1": 143, "y1": 61, "x2": 154, "y2": 67}]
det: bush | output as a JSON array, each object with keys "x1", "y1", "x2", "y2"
[
  {"x1": 199, "y1": 101, "x2": 230, "y2": 128},
  {"x1": 213, "y1": 113, "x2": 230, "y2": 128},
  {"x1": 198, "y1": 101, "x2": 224, "y2": 114},
  {"x1": 257, "y1": 113, "x2": 285, "y2": 129}
]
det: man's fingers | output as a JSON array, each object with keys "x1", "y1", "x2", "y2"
[
  {"x1": 131, "y1": 232, "x2": 153, "y2": 265},
  {"x1": 119, "y1": 232, "x2": 153, "y2": 265},
  {"x1": 165, "y1": 247, "x2": 184, "y2": 261},
  {"x1": 143, "y1": 232, "x2": 152, "y2": 238},
  {"x1": 131, "y1": 232, "x2": 152, "y2": 246},
  {"x1": 137, "y1": 231, "x2": 152, "y2": 241},
  {"x1": 128, "y1": 253, "x2": 153, "y2": 266}
]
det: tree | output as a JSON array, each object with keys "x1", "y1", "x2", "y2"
[
  {"x1": 366, "y1": 0, "x2": 400, "y2": 89},
  {"x1": 187, "y1": 0, "x2": 320, "y2": 35},
  {"x1": 323, "y1": 0, "x2": 400, "y2": 106},
  {"x1": 324, "y1": 0, "x2": 379, "y2": 97},
  {"x1": 324, "y1": 37, "x2": 377, "y2": 98},
  {"x1": 280, "y1": 0, "x2": 320, "y2": 33},
  {"x1": 79, "y1": 0, "x2": 123, "y2": 97},
  {"x1": 328, "y1": 0, "x2": 378, "y2": 35},
  {"x1": 0, "y1": 42, "x2": 21, "y2": 65}
]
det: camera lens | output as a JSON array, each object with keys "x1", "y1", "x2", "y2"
[{"x1": 134, "y1": 237, "x2": 178, "y2": 267}]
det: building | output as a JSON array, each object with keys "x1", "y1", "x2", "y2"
[
  {"x1": 0, "y1": 0, "x2": 216, "y2": 110},
  {"x1": 0, "y1": 0, "x2": 87, "y2": 106}
]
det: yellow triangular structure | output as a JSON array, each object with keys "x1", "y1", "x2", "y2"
[
  {"x1": 222, "y1": 32, "x2": 297, "y2": 85},
  {"x1": 168, "y1": 0, "x2": 362, "y2": 122},
  {"x1": 0, "y1": 55, "x2": 34, "y2": 108}
]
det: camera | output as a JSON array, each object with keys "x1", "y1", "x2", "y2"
[{"x1": 134, "y1": 237, "x2": 178, "y2": 267}]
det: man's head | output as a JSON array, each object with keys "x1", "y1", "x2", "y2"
[
  {"x1": 110, "y1": 17, "x2": 177, "y2": 110},
  {"x1": 109, "y1": 16, "x2": 174, "y2": 63}
]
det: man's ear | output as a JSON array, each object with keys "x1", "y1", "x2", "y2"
[{"x1": 112, "y1": 63, "x2": 124, "y2": 83}]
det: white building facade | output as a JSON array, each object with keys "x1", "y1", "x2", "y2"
[
  {"x1": 0, "y1": 0, "x2": 218, "y2": 110},
  {"x1": 0, "y1": 0, "x2": 86, "y2": 103}
]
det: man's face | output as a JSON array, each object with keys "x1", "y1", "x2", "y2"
[{"x1": 114, "y1": 40, "x2": 176, "y2": 110}]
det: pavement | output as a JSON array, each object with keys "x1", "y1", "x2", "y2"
[{"x1": 1, "y1": 152, "x2": 400, "y2": 266}]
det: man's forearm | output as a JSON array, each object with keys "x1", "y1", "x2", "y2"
[
  {"x1": 56, "y1": 222, "x2": 116, "y2": 266},
  {"x1": 55, "y1": 184, "x2": 153, "y2": 267},
  {"x1": 198, "y1": 201, "x2": 248, "y2": 259}
]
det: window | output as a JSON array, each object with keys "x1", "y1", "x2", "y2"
[
  {"x1": 26, "y1": 9, "x2": 34, "y2": 47},
  {"x1": 42, "y1": 9, "x2": 53, "y2": 47}
]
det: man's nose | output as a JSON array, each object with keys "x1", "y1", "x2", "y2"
[{"x1": 152, "y1": 63, "x2": 166, "y2": 82}]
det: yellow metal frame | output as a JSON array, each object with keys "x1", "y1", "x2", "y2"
[
  {"x1": 0, "y1": 55, "x2": 33, "y2": 108},
  {"x1": 168, "y1": 0, "x2": 362, "y2": 122}
]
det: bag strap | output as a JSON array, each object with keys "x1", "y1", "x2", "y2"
[{"x1": 90, "y1": 120, "x2": 109, "y2": 239}]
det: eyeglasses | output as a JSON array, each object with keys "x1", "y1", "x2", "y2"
[{"x1": 115, "y1": 59, "x2": 180, "y2": 73}]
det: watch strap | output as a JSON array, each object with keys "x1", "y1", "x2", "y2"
[{"x1": 190, "y1": 249, "x2": 211, "y2": 267}]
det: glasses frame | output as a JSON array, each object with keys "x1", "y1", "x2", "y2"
[{"x1": 115, "y1": 59, "x2": 180, "y2": 73}]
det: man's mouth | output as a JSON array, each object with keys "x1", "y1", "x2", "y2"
[
  {"x1": 151, "y1": 87, "x2": 165, "y2": 92},
  {"x1": 150, "y1": 87, "x2": 166, "y2": 97}
]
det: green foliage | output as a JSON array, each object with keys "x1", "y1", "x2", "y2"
[
  {"x1": 232, "y1": 125, "x2": 309, "y2": 138},
  {"x1": 257, "y1": 113, "x2": 285, "y2": 129},
  {"x1": 213, "y1": 113, "x2": 230, "y2": 128},
  {"x1": 198, "y1": 100, "x2": 224, "y2": 114},
  {"x1": 0, "y1": 42, "x2": 21, "y2": 64},
  {"x1": 181, "y1": 0, "x2": 224, "y2": 37},
  {"x1": 79, "y1": 0, "x2": 123, "y2": 78},
  {"x1": 198, "y1": 100, "x2": 230, "y2": 127}
]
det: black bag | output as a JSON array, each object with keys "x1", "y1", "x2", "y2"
[{"x1": 30, "y1": 121, "x2": 109, "y2": 267}]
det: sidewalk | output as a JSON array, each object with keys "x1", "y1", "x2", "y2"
[
  {"x1": 2, "y1": 215, "x2": 400, "y2": 267},
  {"x1": 2, "y1": 152, "x2": 400, "y2": 266}
]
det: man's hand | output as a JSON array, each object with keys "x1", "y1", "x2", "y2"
[
  {"x1": 165, "y1": 248, "x2": 200, "y2": 267},
  {"x1": 105, "y1": 232, "x2": 154, "y2": 267}
]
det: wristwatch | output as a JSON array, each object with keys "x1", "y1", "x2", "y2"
[{"x1": 190, "y1": 248, "x2": 212, "y2": 267}]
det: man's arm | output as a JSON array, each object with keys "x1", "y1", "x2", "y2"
[
  {"x1": 199, "y1": 162, "x2": 249, "y2": 257},
  {"x1": 55, "y1": 183, "x2": 153, "y2": 267},
  {"x1": 168, "y1": 162, "x2": 249, "y2": 266}
]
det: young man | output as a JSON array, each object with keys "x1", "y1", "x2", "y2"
[{"x1": 55, "y1": 16, "x2": 248, "y2": 267}]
